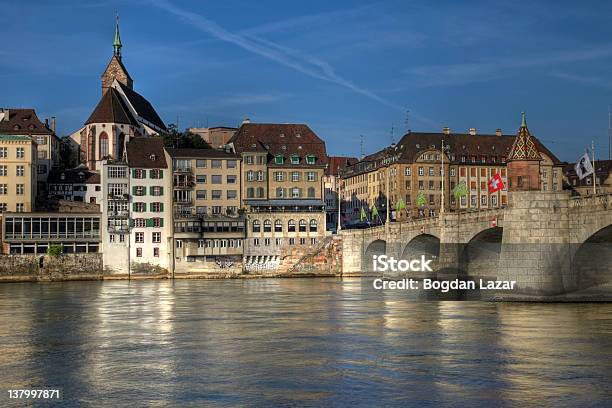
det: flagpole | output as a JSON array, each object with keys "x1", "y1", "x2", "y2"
[
  {"x1": 337, "y1": 166, "x2": 342, "y2": 233},
  {"x1": 592, "y1": 140, "x2": 597, "y2": 197}
]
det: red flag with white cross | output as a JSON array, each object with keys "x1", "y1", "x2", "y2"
[{"x1": 488, "y1": 173, "x2": 505, "y2": 193}]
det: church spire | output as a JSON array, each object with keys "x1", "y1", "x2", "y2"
[
  {"x1": 521, "y1": 111, "x2": 527, "y2": 127},
  {"x1": 113, "y1": 14, "x2": 122, "y2": 57}
]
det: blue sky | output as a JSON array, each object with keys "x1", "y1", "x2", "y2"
[{"x1": 1, "y1": 0, "x2": 612, "y2": 160}]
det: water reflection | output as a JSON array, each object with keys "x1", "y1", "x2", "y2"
[{"x1": 0, "y1": 279, "x2": 610, "y2": 407}]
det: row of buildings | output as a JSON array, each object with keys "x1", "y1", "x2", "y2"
[{"x1": 1, "y1": 19, "x2": 609, "y2": 274}]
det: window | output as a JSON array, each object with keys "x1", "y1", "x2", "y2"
[
  {"x1": 252, "y1": 220, "x2": 260, "y2": 233},
  {"x1": 196, "y1": 190, "x2": 207, "y2": 199},
  {"x1": 292, "y1": 172, "x2": 300, "y2": 182},
  {"x1": 309, "y1": 219, "x2": 317, "y2": 232},
  {"x1": 151, "y1": 186, "x2": 163, "y2": 196},
  {"x1": 429, "y1": 167, "x2": 434, "y2": 176},
  {"x1": 196, "y1": 175, "x2": 207, "y2": 183},
  {"x1": 153, "y1": 248, "x2": 159, "y2": 257},
  {"x1": 247, "y1": 188, "x2": 254, "y2": 198},
  {"x1": 491, "y1": 195, "x2": 498, "y2": 206},
  {"x1": 481, "y1": 195, "x2": 487, "y2": 205},
  {"x1": 152, "y1": 232, "x2": 161, "y2": 243},
  {"x1": 247, "y1": 171, "x2": 254, "y2": 181},
  {"x1": 292, "y1": 188, "x2": 300, "y2": 198},
  {"x1": 134, "y1": 218, "x2": 146, "y2": 228},
  {"x1": 300, "y1": 238, "x2": 306, "y2": 245},
  {"x1": 109, "y1": 234, "x2": 115, "y2": 243},
  {"x1": 0, "y1": 166, "x2": 6, "y2": 176},
  {"x1": 212, "y1": 190, "x2": 222, "y2": 200},
  {"x1": 150, "y1": 202, "x2": 163, "y2": 212},
  {"x1": 16, "y1": 167, "x2": 26, "y2": 178},
  {"x1": 275, "y1": 154, "x2": 284, "y2": 164},
  {"x1": 291, "y1": 155, "x2": 299, "y2": 164},
  {"x1": 211, "y1": 160, "x2": 222, "y2": 168},
  {"x1": 150, "y1": 169, "x2": 163, "y2": 179},
  {"x1": 307, "y1": 172, "x2": 316, "y2": 181},
  {"x1": 299, "y1": 219, "x2": 307, "y2": 232},
  {"x1": 263, "y1": 220, "x2": 272, "y2": 232},
  {"x1": 245, "y1": 156, "x2": 253, "y2": 165},
  {"x1": 136, "y1": 248, "x2": 142, "y2": 257},
  {"x1": 38, "y1": 164, "x2": 47, "y2": 174},
  {"x1": 289, "y1": 238, "x2": 295, "y2": 245},
  {"x1": 257, "y1": 171, "x2": 264, "y2": 181},
  {"x1": 405, "y1": 167, "x2": 411, "y2": 176},
  {"x1": 276, "y1": 187, "x2": 284, "y2": 198},
  {"x1": 264, "y1": 238, "x2": 271, "y2": 246},
  {"x1": 306, "y1": 155, "x2": 316, "y2": 164},
  {"x1": 133, "y1": 186, "x2": 146, "y2": 196},
  {"x1": 16, "y1": 184, "x2": 24, "y2": 195},
  {"x1": 108, "y1": 166, "x2": 127, "y2": 178},
  {"x1": 227, "y1": 190, "x2": 237, "y2": 199},
  {"x1": 253, "y1": 238, "x2": 260, "y2": 247},
  {"x1": 227, "y1": 175, "x2": 237, "y2": 184},
  {"x1": 176, "y1": 240, "x2": 183, "y2": 248},
  {"x1": 212, "y1": 175, "x2": 222, "y2": 184},
  {"x1": 275, "y1": 172, "x2": 284, "y2": 181},
  {"x1": 275, "y1": 220, "x2": 282, "y2": 232},
  {"x1": 16, "y1": 203, "x2": 24, "y2": 212},
  {"x1": 212, "y1": 206, "x2": 222, "y2": 214},
  {"x1": 133, "y1": 169, "x2": 145, "y2": 179},
  {"x1": 16, "y1": 147, "x2": 24, "y2": 159},
  {"x1": 288, "y1": 219, "x2": 296, "y2": 232},
  {"x1": 450, "y1": 168, "x2": 456, "y2": 177},
  {"x1": 196, "y1": 159, "x2": 207, "y2": 168},
  {"x1": 275, "y1": 238, "x2": 282, "y2": 246},
  {"x1": 418, "y1": 167, "x2": 424, "y2": 176},
  {"x1": 135, "y1": 232, "x2": 144, "y2": 243},
  {"x1": 99, "y1": 132, "x2": 109, "y2": 158},
  {"x1": 307, "y1": 187, "x2": 315, "y2": 198},
  {"x1": 0, "y1": 148, "x2": 6, "y2": 158},
  {"x1": 227, "y1": 160, "x2": 237, "y2": 168}
]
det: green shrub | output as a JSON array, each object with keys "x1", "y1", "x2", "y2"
[{"x1": 47, "y1": 244, "x2": 63, "y2": 257}]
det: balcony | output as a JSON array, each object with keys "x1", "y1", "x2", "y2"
[
  {"x1": 173, "y1": 167, "x2": 192, "y2": 174},
  {"x1": 174, "y1": 181, "x2": 195, "y2": 189},
  {"x1": 107, "y1": 224, "x2": 129, "y2": 234},
  {"x1": 108, "y1": 210, "x2": 129, "y2": 218},
  {"x1": 108, "y1": 193, "x2": 129, "y2": 201}
]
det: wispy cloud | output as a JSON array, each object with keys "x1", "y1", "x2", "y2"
[
  {"x1": 164, "y1": 91, "x2": 291, "y2": 114},
  {"x1": 149, "y1": 0, "x2": 406, "y2": 112},
  {"x1": 548, "y1": 71, "x2": 612, "y2": 90},
  {"x1": 403, "y1": 44, "x2": 612, "y2": 88}
]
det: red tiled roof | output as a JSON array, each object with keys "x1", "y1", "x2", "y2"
[
  {"x1": 326, "y1": 156, "x2": 358, "y2": 175},
  {"x1": 0, "y1": 108, "x2": 53, "y2": 135},
  {"x1": 85, "y1": 87, "x2": 139, "y2": 127},
  {"x1": 126, "y1": 137, "x2": 168, "y2": 169},
  {"x1": 229, "y1": 123, "x2": 327, "y2": 166}
]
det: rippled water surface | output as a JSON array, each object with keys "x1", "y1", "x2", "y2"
[{"x1": 0, "y1": 279, "x2": 611, "y2": 407}]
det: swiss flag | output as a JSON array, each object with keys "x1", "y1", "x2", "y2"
[{"x1": 488, "y1": 173, "x2": 505, "y2": 193}]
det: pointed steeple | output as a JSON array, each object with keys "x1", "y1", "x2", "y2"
[
  {"x1": 508, "y1": 111, "x2": 541, "y2": 162},
  {"x1": 113, "y1": 14, "x2": 122, "y2": 57}
]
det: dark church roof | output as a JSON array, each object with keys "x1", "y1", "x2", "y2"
[
  {"x1": 126, "y1": 137, "x2": 167, "y2": 168},
  {"x1": 85, "y1": 87, "x2": 139, "y2": 127},
  {"x1": 116, "y1": 82, "x2": 167, "y2": 131},
  {"x1": 0, "y1": 108, "x2": 53, "y2": 135}
]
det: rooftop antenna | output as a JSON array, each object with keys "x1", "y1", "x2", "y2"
[
  {"x1": 360, "y1": 135, "x2": 365, "y2": 159},
  {"x1": 175, "y1": 114, "x2": 180, "y2": 148},
  {"x1": 404, "y1": 109, "x2": 410, "y2": 133},
  {"x1": 390, "y1": 124, "x2": 395, "y2": 146}
]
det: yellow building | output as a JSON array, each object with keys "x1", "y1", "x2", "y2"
[{"x1": 0, "y1": 135, "x2": 37, "y2": 212}]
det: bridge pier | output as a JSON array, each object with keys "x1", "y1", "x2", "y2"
[{"x1": 497, "y1": 191, "x2": 574, "y2": 299}]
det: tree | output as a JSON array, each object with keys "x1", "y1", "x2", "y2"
[
  {"x1": 161, "y1": 124, "x2": 211, "y2": 149},
  {"x1": 47, "y1": 244, "x2": 63, "y2": 257}
]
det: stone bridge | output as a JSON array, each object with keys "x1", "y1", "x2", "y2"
[{"x1": 341, "y1": 191, "x2": 612, "y2": 300}]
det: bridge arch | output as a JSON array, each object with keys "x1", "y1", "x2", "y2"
[
  {"x1": 571, "y1": 224, "x2": 612, "y2": 290},
  {"x1": 401, "y1": 234, "x2": 440, "y2": 273},
  {"x1": 364, "y1": 239, "x2": 386, "y2": 273},
  {"x1": 460, "y1": 227, "x2": 503, "y2": 280}
]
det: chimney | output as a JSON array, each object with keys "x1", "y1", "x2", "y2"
[
  {"x1": 495, "y1": 128, "x2": 502, "y2": 136},
  {"x1": 442, "y1": 127, "x2": 450, "y2": 135},
  {"x1": 242, "y1": 117, "x2": 251, "y2": 125},
  {"x1": 51, "y1": 116, "x2": 56, "y2": 133},
  {"x1": 468, "y1": 128, "x2": 476, "y2": 136},
  {"x1": 44, "y1": 118, "x2": 49, "y2": 128}
]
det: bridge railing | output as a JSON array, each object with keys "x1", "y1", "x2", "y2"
[{"x1": 570, "y1": 194, "x2": 612, "y2": 211}]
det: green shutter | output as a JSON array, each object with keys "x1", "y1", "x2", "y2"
[
  {"x1": 132, "y1": 203, "x2": 137, "y2": 211},
  {"x1": 160, "y1": 218, "x2": 164, "y2": 227},
  {"x1": 146, "y1": 218, "x2": 153, "y2": 227},
  {"x1": 129, "y1": 219, "x2": 134, "y2": 227},
  {"x1": 149, "y1": 186, "x2": 154, "y2": 195},
  {"x1": 132, "y1": 186, "x2": 137, "y2": 194},
  {"x1": 159, "y1": 169, "x2": 163, "y2": 179},
  {"x1": 132, "y1": 169, "x2": 136, "y2": 178},
  {"x1": 159, "y1": 187, "x2": 164, "y2": 195},
  {"x1": 149, "y1": 169, "x2": 155, "y2": 178},
  {"x1": 159, "y1": 203, "x2": 164, "y2": 212}
]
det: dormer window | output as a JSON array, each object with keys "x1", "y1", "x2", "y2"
[
  {"x1": 296, "y1": 133, "x2": 301, "y2": 138},
  {"x1": 280, "y1": 133, "x2": 285, "y2": 138},
  {"x1": 149, "y1": 154, "x2": 157, "y2": 161},
  {"x1": 306, "y1": 155, "x2": 316, "y2": 165},
  {"x1": 275, "y1": 154, "x2": 284, "y2": 164},
  {"x1": 291, "y1": 154, "x2": 300, "y2": 164}
]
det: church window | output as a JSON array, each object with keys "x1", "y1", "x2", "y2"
[{"x1": 99, "y1": 132, "x2": 109, "y2": 159}]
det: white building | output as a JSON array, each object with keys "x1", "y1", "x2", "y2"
[
  {"x1": 47, "y1": 166, "x2": 102, "y2": 205},
  {"x1": 100, "y1": 137, "x2": 172, "y2": 274}
]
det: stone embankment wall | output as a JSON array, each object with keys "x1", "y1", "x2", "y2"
[{"x1": 0, "y1": 253, "x2": 104, "y2": 281}]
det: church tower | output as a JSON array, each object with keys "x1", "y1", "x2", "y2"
[
  {"x1": 507, "y1": 112, "x2": 542, "y2": 191},
  {"x1": 101, "y1": 15, "x2": 133, "y2": 94}
]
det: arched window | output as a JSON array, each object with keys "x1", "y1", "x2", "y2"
[
  {"x1": 309, "y1": 219, "x2": 317, "y2": 232},
  {"x1": 117, "y1": 133, "x2": 125, "y2": 159},
  {"x1": 257, "y1": 170, "x2": 264, "y2": 181},
  {"x1": 307, "y1": 187, "x2": 315, "y2": 198},
  {"x1": 99, "y1": 132, "x2": 109, "y2": 159},
  {"x1": 299, "y1": 219, "x2": 307, "y2": 232},
  {"x1": 252, "y1": 220, "x2": 260, "y2": 233},
  {"x1": 247, "y1": 170, "x2": 254, "y2": 181},
  {"x1": 274, "y1": 220, "x2": 282, "y2": 233},
  {"x1": 288, "y1": 219, "x2": 296, "y2": 232},
  {"x1": 263, "y1": 219, "x2": 272, "y2": 232},
  {"x1": 276, "y1": 187, "x2": 284, "y2": 198}
]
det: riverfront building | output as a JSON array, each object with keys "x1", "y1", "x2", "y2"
[
  {"x1": 342, "y1": 120, "x2": 564, "y2": 222},
  {"x1": 0, "y1": 134, "x2": 38, "y2": 213},
  {"x1": 166, "y1": 147, "x2": 245, "y2": 272},
  {"x1": 229, "y1": 122, "x2": 328, "y2": 270},
  {"x1": 324, "y1": 156, "x2": 357, "y2": 231},
  {"x1": 101, "y1": 137, "x2": 172, "y2": 274},
  {"x1": 47, "y1": 167, "x2": 102, "y2": 204}
]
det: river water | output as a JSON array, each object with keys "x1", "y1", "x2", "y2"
[{"x1": 0, "y1": 278, "x2": 610, "y2": 407}]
